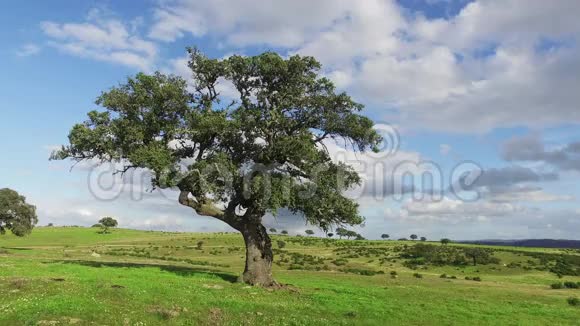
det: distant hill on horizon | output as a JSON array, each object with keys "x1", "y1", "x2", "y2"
[{"x1": 459, "y1": 239, "x2": 580, "y2": 249}]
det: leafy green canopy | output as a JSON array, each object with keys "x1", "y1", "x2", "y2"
[
  {"x1": 99, "y1": 217, "x2": 118, "y2": 228},
  {"x1": 0, "y1": 188, "x2": 38, "y2": 236},
  {"x1": 52, "y1": 49, "x2": 381, "y2": 231}
]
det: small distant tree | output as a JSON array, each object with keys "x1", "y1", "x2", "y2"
[
  {"x1": 410, "y1": 234, "x2": 418, "y2": 241},
  {"x1": 345, "y1": 230, "x2": 358, "y2": 240},
  {"x1": 441, "y1": 238, "x2": 451, "y2": 245},
  {"x1": 336, "y1": 227, "x2": 348, "y2": 239},
  {"x1": 98, "y1": 217, "x2": 118, "y2": 234},
  {"x1": 381, "y1": 234, "x2": 389, "y2": 240},
  {"x1": 305, "y1": 229, "x2": 315, "y2": 236},
  {"x1": 196, "y1": 240, "x2": 204, "y2": 250},
  {"x1": 91, "y1": 223, "x2": 103, "y2": 228},
  {"x1": 269, "y1": 228, "x2": 277, "y2": 233},
  {"x1": 463, "y1": 247, "x2": 490, "y2": 266},
  {"x1": 0, "y1": 188, "x2": 38, "y2": 236},
  {"x1": 327, "y1": 233, "x2": 334, "y2": 238},
  {"x1": 420, "y1": 236, "x2": 427, "y2": 242},
  {"x1": 281, "y1": 230, "x2": 288, "y2": 235},
  {"x1": 355, "y1": 234, "x2": 366, "y2": 240},
  {"x1": 47, "y1": 223, "x2": 54, "y2": 227}
]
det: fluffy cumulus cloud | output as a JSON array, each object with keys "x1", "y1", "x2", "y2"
[
  {"x1": 486, "y1": 186, "x2": 574, "y2": 203},
  {"x1": 321, "y1": 135, "x2": 426, "y2": 200},
  {"x1": 502, "y1": 134, "x2": 580, "y2": 172},
  {"x1": 40, "y1": 9, "x2": 157, "y2": 71},
  {"x1": 451, "y1": 164, "x2": 573, "y2": 205},
  {"x1": 398, "y1": 197, "x2": 526, "y2": 222},
  {"x1": 34, "y1": 185, "x2": 236, "y2": 232},
  {"x1": 150, "y1": 0, "x2": 580, "y2": 133},
  {"x1": 39, "y1": 1, "x2": 580, "y2": 132},
  {"x1": 149, "y1": 0, "x2": 364, "y2": 46}
]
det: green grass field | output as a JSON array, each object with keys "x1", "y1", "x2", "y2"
[{"x1": 1, "y1": 227, "x2": 579, "y2": 325}]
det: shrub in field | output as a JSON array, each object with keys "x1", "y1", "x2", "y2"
[
  {"x1": 196, "y1": 241, "x2": 204, "y2": 250},
  {"x1": 288, "y1": 264, "x2": 305, "y2": 270},
  {"x1": 472, "y1": 276, "x2": 482, "y2": 282},
  {"x1": 567, "y1": 297, "x2": 580, "y2": 307},
  {"x1": 402, "y1": 243, "x2": 472, "y2": 266},
  {"x1": 545, "y1": 257, "x2": 580, "y2": 277},
  {"x1": 551, "y1": 282, "x2": 564, "y2": 289},
  {"x1": 390, "y1": 271, "x2": 398, "y2": 277},
  {"x1": 564, "y1": 281, "x2": 579, "y2": 289},
  {"x1": 332, "y1": 258, "x2": 349, "y2": 266},
  {"x1": 341, "y1": 268, "x2": 382, "y2": 276},
  {"x1": 276, "y1": 240, "x2": 286, "y2": 249},
  {"x1": 413, "y1": 273, "x2": 423, "y2": 278},
  {"x1": 440, "y1": 274, "x2": 448, "y2": 278}
]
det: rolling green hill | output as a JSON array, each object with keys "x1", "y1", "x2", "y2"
[{"x1": 1, "y1": 227, "x2": 579, "y2": 325}]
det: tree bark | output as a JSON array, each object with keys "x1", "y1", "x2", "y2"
[{"x1": 239, "y1": 222, "x2": 275, "y2": 286}]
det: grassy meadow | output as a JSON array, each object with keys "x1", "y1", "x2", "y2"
[{"x1": 1, "y1": 227, "x2": 579, "y2": 325}]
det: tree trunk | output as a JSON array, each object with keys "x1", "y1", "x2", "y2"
[{"x1": 240, "y1": 223, "x2": 275, "y2": 286}]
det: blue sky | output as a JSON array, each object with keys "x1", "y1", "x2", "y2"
[{"x1": 1, "y1": 0, "x2": 579, "y2": 240}]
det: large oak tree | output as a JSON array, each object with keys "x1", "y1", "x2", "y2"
[{"x1": 52, "y1": 49, "x2": 381, "y2": 286}]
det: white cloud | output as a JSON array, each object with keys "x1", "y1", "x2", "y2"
[
  {"x1": 16, "y1": 44, "x2": 41, "y2": 57},
  {"x1": 149, "y1": 0, "x2": 362, "y2": 46},
  {"x1": 148, "y1": 0, "x2": 580, "y2": 133},
  {"x1": 488, "y1": 189, "x2": 574, "y2": 203},
  {"x1": 440, "y1": 144, "x2": 452, "y2": 156},
  {"x1": 34, "y1": 1, "x2": 580, "y2": 132},
  {"x1": 41, "y1": 9, "x2": 157, "y2": 71},
  {"x1": 397, "y1": 197, "x2": 527, "y2": 222},
  {"x1": 321, "y1": 136, "x2": 426, "y2": 200},
  {"x1": 414, "y1": 0, "x2": 580, "y2": 50}
]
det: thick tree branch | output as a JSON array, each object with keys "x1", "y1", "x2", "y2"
[
  {"x1": 178, "y1": 191, "x2": 246, "y2": 230},
  {"x1": 178, "y1": 191, "x2": 224, "y2": 219}
]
